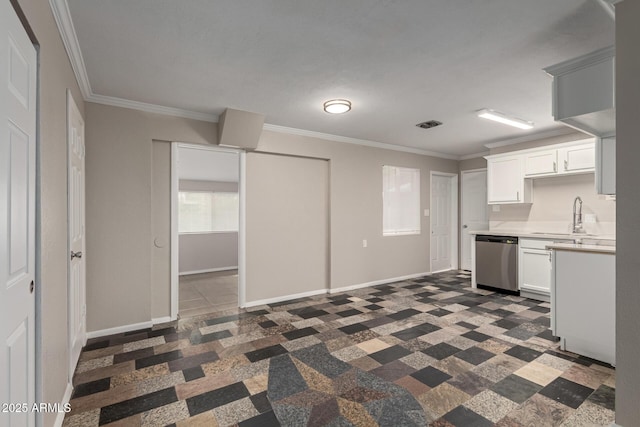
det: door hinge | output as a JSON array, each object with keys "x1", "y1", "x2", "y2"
[{"x1": 30, "y1": 280, "x2": 34, "y2": 293}]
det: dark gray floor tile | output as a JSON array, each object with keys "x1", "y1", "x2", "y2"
[
  {"x1": 492, "y1": 374, "x2": 542, "y2": 404},
  {"x1": 454, "y1": 347, "x2": 495, "y2": 365},
  {"x1": 539, "y1": 377, "x2": 594, "y2": 409},
  {"x1": 411, "y1": 366, "x2": 452, "y2": 387}
]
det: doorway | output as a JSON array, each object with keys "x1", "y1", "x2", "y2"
[
  {"x1": 460, "y1": 169, "x2": 489, "y2": 271},
  {"x1": 430, "y1": 172, "x2": 458, "y2": 272},
  {"x1": 171, "y1": 144, "x2": 243, "y2": 318}
]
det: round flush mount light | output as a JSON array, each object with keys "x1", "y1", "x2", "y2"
[{"x1": 323, "y1": 99, "x2": 352, "y2": 114}]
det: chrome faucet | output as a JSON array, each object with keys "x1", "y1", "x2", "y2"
[{"x1": 572, "y1": 196, "x2": 585, "y2": 234}]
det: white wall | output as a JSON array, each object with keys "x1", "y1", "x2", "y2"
[{"x1": 615, "y1": 1, "x2": 640, "y2": 424}]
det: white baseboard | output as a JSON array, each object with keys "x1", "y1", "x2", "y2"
[
  {"x1": 53, "y1": 382, "x2": 73, "y2": 427},
  {"x1": 86, "y1": 320, "x2": 153, "y2": 339},
  {"x1": 329, "y1": 271, "x2": 431, "y2": 294},
  {"x1": 152, "y1": 316, "x2": 173, "y2": 325},
  {"x1": 179, "y1": 266, "x2": 238, "y2": 276},
  {"x1": 243, "y1": 288, "x2": 328, "y2": 308}
]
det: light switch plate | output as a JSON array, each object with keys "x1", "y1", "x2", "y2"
[{"x1": 424, "y1": 209, "x2": 429, "y2": 217}]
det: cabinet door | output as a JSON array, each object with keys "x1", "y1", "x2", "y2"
[
  {"x1": 524, "y1": 150, "x2": 557, "y2": 177},
  {"x1": 559, "y1": 143, "x2": 595, "y2": 173},
  {"x1": 519, "y1": 248, "x2": 552, "y2": 296},
  {"x1": 596, "y1": 136, "x2": 615, "y2": 195},
  {"x1": 487, "y1": 156, "x2": 522, "y2": 203}
]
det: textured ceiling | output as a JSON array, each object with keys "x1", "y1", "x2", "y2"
[{"x1": 66, "y1": 0, "x2": 614, "y2": 157}]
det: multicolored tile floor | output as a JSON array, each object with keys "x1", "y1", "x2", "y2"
[{"x1": 63, "y1": 271, "x2": 616, "y2": 426}]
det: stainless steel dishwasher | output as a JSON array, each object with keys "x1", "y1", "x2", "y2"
[{"x1": 475, "y1": 235, "x2": 519, "y2": 294}]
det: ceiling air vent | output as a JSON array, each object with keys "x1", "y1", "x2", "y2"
[{"x1": 416, "y1": 120, "x2": 442, "y2": 129}]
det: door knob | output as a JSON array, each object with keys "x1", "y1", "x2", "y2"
[
  {"x1": 71, "y1": 251, "x2": 83, "y2": 260},
  {"x1": 463, "y1": 224, "x2": 468, "y2": 229}
]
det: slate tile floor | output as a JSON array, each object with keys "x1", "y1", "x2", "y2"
[{"x1": 63, "y1": 271, "x2": 616, "y2": 426}]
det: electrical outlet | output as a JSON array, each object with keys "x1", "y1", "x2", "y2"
[
  {"x1": 362, "y1": 239, "x2": 368, "y2": 248},
  {"x1": 584, "y1": 213, "x2": 597, "y2": 223},
  {"x1": 492, "y1": 205, "x2": 501, "y2": 212}
]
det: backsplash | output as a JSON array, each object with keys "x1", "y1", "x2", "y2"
[{"x1": 489, "y1": 173, "x2": 616, "y2": 237}]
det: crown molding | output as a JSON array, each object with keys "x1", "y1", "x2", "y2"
[
  {"x1": 262, "y1": 124, "x2": 459, "y2": 160},
  {"x1": 483, "y1": 127, "x2": 580, "y2": 149},
  {"x1": 49, "y1": 0, "x2": 91, "y2": 98},
  {"x1": 459, "y1": 151, "x2": 490, "y2": 160},
  {"x1": 87, "y1": 94, "x2": 219, "y2": 122},
  {"x1": 543, "y1": 45, "x2": 615, "y2": 77}
]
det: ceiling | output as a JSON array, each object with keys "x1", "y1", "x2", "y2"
[
  {"x1": 178, "y1": 147, "x2": 239, "y2": 182},
  {"x1": 64, "y1": 0, "x2": 614, "y2": 158}
]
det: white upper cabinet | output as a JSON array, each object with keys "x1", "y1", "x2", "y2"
[
  {"x1": 522, "y1": 140, "x2": 595, "y2": 178},
  {"x1": 487, "y1": 155, "x2": 532, "y2": 204},
  {"x1": 486, "y1": 139, "x2": 595, "y2": 205},
  {"x1": 558, "y1": 143, "x2": 595, "y2": 173},
  {"x1": 524, "y1": 149, "x2": 558, "y2": 177},
  {"x1": 544, "y1": 46, "x2": 615, "y2": 137}
]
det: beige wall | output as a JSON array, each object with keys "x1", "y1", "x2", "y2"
[
  {"x1": 14, "y1": 0, "x2": 85, "y2": 423},
  {"x1": 179, "y1": 179, "x2": 239, "y2": 274},
  {"x1": 616, "y1": 1, "x2": 640, "y2": 424},
  {"x1": 246, "y1": 153, "x2": 329, "y2": 302},
  {"x1": 489, "y1": 174, "x2": 615, "y2": 232},
  {"x1": 85, "y1": 103, "x2": 217, "y2": 331},
  {"x1": 459, "y1": 156, "x2": 487, "y2": 171},
  {"x1": 255, "y1": 130, "x2": 459, "y2": 289},
  {"x1": 152, "y1": 141, "x2": 171, "y2": 319},
  {"x1": 85, "y1": 104, "x2": 458, "y2": 326}
]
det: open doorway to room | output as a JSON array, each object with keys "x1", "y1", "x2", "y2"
[{"x1": 172, "y1": 144, "x2": 241, "y2": 318}]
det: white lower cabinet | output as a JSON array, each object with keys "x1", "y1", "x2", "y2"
[
  {"x1": 551, "y1": 249, "x2": 615, "y2": 365},
  {"x1": 518, "y1": 239, "x2": 552, "y2": 301}
]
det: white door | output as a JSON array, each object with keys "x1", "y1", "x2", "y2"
[
  {"x1": 1, "y1": 2, "x2": 37, "y2": 426},
  {"x1": 461, "y1": 170, "x2": 489, "y2": 271},
  {"x1": 431, "y1": 174, "x2": 453, "y2": 272},
  {"x1": 68, "y1": 91, "x2": 86, "y2": 379}
]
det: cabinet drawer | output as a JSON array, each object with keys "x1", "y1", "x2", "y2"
[{"x1": 519, "y1": 239, "x2": 549, "y2": 250}]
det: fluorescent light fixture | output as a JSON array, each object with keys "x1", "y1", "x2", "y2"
[
  {"x1": 324, "y1": 99, "x2": 351, "y2": 114},
  {"x1": 477, "y1": 109, "x2": 534, "y2": 130}
]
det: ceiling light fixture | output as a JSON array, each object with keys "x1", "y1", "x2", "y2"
[
  {"x1": 323, "y1": 99, "x2": 351, "y2": 114},
  {"x1": 477, "y1": 109, "x2": 534, "y2": 130}
]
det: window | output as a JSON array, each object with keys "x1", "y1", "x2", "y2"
[
  {"x1": 179, "y1": 191, "x2": 239, "y2": 233},
  {"x1": 382, "y1": 166, "x2": 420, "y2": 236}
]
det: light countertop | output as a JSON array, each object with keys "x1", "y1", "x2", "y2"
[
  {"x1": 545, "y1": 242, "x2": 616, "y2": 255},
  {"x1": 469, "y1": 229, "x2": 616, "y2": 242}
]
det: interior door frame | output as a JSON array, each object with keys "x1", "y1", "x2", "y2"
[
  {"x1": 429, "y1": 171, "x2": 459, "y2": 273},
  {"x1": 170, "y1": 143, "x2": 246, "y2": 319},
  {"x1": 460, "y1": 168, "x2": 488, "y2": 271}
]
